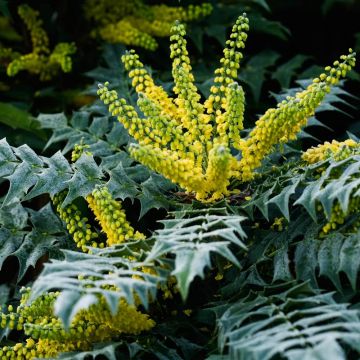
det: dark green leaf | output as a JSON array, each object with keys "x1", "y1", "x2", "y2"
[
  {"x1": 0, "y1": 103, "x2": 46, "y2": 139},
  {"x1": 272, "y1": 55, "x2": 309, "y2": 89}
]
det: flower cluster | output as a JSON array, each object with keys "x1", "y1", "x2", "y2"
[
  {"x1": 53, "y1": 144, "x2": 145, "y2": 251},
  {"x1": 84, "y1": 0, "x2": 212, "y2": 50},
  {"x1": 87, "y1": 186, "x2": 145, "y2": 246},
  {"x1": 0, "y1": 288, "x2": 155, "y2": 359},
  {"x1": 3, "y1": 5, "x2": 76, "y2": 80},
  {"x1": 302, "y1": 139, "x2": 360, "y2": 236},
  {"x1": 302, "y1": 139, "x2": 360, "y2": 164},
  {"x1": 98, "y1": 19, "x2": 158, "y2": 51},
  {"x1": 236, "y1": 52, "x2": 356, "y2": 181},
  {"x1": 52, "y1": 191, "x2": 104, "y2": 252},
  {"x1": 320, "y1": 198, "x2": 360, "y2": 236},
  {"x1": 98, "y1": 14, "x2": 356, "y2": 202}
]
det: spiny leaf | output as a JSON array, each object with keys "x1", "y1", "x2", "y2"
[
  {"x1": 30, "y1": 247, "x2": 167, "y2": 322},
  {"x1": 0, "y1": 228, "x2": 25, "y2": 271},
  {"x1": 35, "y1": 111, "x2": 174, "y2": 214},
  {"x1": 38, "y1": 111, "x2": 119, "y2": 156},
  {"x1": 227, "y1": 212, "x2": 319, "y2": 292},
  {"x1": 318, "y1": 232, "x2": 343, "y2": 291},
  {"x1": 54, "y1": 291, "x2": 98, "y2": 330},
  {"x1": 24, "y1": 151, "x2": 73, "y2": 200},
  {"x1": 147, "y1": 209, "x2": 247, "y2": 300},
  {"x1": 294, "y1": 230, "x2": 321, "y2": 287},
  {"x1": 243, "y1": 183, "x2": 277, "y2": 220},
  {"x1": 138, "y1": 175, "x2": 175, "y2": 219},
  {"x1": 56, "y1": 342, "x2": 121, "y2": 360},
  {"x1": 37, "y1": 112, "x2": 67, "y2": 130},
  {"x1": 217, "y1": 283, "x2": 360, "y2": 360},
  {"x1": 63, "y1": 153, "x2": 103, "y2": 206},
  {"x1": 267, "y1": 178, "x2": 301, "y2": 220},
  {"x1": 2, "y1": 144, "x2": 44, "y2": 206},
  {"x1": 107, "y1": 162, "x2": 140, "y2": 201},
  {"x1": 0, "y1": 203, "x2": 68, "y2": 280},
  {"x1": 339, "y1": 231, "x2": 360, "y2": 290}
]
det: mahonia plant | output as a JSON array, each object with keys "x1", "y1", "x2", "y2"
[
  {"x1": 84, "y1": 0, "x2": 212, "y2": 50},
  {"x1": 1, "y1": 5, "x2": 76, "y2": 80},
  {"x1": 97, "y1": 14, "x2": 356, "y2": 202}
]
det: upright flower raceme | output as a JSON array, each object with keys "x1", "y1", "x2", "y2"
[{"x1": 98, "y1": 13, "x2": 356, "y2": 202}]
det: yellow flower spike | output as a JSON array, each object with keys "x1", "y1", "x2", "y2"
[
  {"x1": 236, "y1": 49, "x2": 356, "y2": 182},
  {"x1": 152, "y1": 3, "x2": 212, "y2": 24},
  {"x1": 127, "y1": 3, "x2": 212, "y2": 39},
  {"x1": 121, "y1": 50, "x2": 180, "y2": 121},
  {"x1": 127, "y1": 17, "x2": 173, "y2": 38},
  {"x1": 71, "y1": 143, "x2": 92, "y2": 163},
  {"x1": 137, "y1": 93, "x2": 188, "y2": 153},
  {"x1": 7, "y1": 53, "x2": 42, "y2": 77},
  {"x1": 84, "y1": 0, "x2": 146, "y2": 26},
  {"x1": 5, "y1": 290, "x2": 155, "y2": 359},
  {"x1": 53, "y1": 144, "x2": 145, "y2": 252},
  {"x1": 204, "y1": 13, "x2": 249, "y2": 121},
  {"x1": 303, "y1": 140, "x2": 360, "y2": 235},
  {"x1": 49, "y1": 43, "x2": 77, "y2": 73},
  {"x1": 77, "y1": 298, "x2": 155, "y2": 336},
  {"x1": 87, "y1": 186, "x2": 143, "y2": 246},
  {"x1": 18, "y1": 5, "x2": 49, "y2": 55},
  {"x1": 319, "y1": 196, "x2": 360, "y2": 236},
  {"x1": 170, "y1": 21, "x2": 211, "y2": 155},
  {"x1": 97, "y1": 82, "x2": 147, "y2": 144},
  {"x1": 52, "y1": 192, "x2": 103, "y2": 252},
  {"x1": 99, "y1": 19, "x2": 158, "y2": 51},
  {"x1": 129, "y1": 143, "x2": 204, "y2": 196},
  {"x1": 204, "y1": 144, "x2": 235, "y2": 201},
  {"x1": 302, "y1": 139, "x2": 359, "y2": 164},
  {"x1": 216, "y1": 82, "x2": 245, "y2": 149}
]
